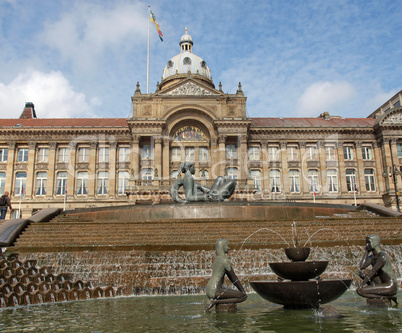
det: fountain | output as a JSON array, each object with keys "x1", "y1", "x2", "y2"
[{"x1": 250, "y1": 245, "x2": 352, "y2": 308}]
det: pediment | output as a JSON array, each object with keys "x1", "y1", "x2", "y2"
[
  {"x1": 159, "y1": 80, "x2": 221, "y2": 97},
  {"x1": 377, "y1": 107, "x2": 402, "y2": 126}
]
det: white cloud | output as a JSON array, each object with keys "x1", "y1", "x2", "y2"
[
  {"x1": 0, "y1": 70, "x2": 97, "y2": 118},
  {"x1": 297, "y1": 81, "x2": 356, "y2": 117}
]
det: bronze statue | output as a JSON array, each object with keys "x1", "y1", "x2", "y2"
[
  {"x1": 356, "y1": 234, "x2": 398, "y2": 304},
  {"x1": 205, "y1": 239, "x2": 247, "y2": 311},
  {"x1": 170, "y1": 162, "x2": 236, "y2": 203}
]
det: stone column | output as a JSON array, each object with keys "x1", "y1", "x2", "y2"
[
  {"x1": 108, "y1": 142, "x2": 117, "y2": 197},
  {"x1": 67, "y1": 142, "x2": 77, "y2": 199},
  {"x1": 88, "y1": 142, "x2": 97, "y2": 197},
  {"x1": 337, "y1": 141, "x2": 348, "y2": 194},
  {"x1": 131, "y1": 135, "x2": 140, "y2": 180},
  {"x1": 299, "y1": 141, "x2": 308, "y2": 194},
  {"x1": 46, "y1": 142, "x2": 57, "y2": 198},
  {"x1": 25, "y1": 141, "x2": 36, "y2": 199},
  {"x1": 5, "y1": 142, "x2": 16, "y2": 194},
  {"x1": 355, "y1": 141, "x2": 366, "y2": 194},
  {"x1": 154, "y1": 138, "x2": 162, "y2": 180},
  {"x1": 318, "y1": 141, "x2": 327, "y2": 194},
  {"x1": 239, "y1": 135, "x2": 248, "y2": 180},
  {"x1": 261, "y1": 140, "x2": 269, "y2": 194},
  {"x1": 162, "y1": 138, "x2": 170, "y2": 180},
  {"x1": 390, "y1": 138, "x2": 399, "y2": 167},
  {"x1": 280, "y1": 142, "x2": 289, "y2": 195},
  {"x1": 210, "y1": 138, "x2": 219, "y2": 179},
  {"x1": 381, "y1": 138, "x2": 392, "y2": 192},
  {"x1": 373, "y1": 140, "x2": 385, "y2": 194},
  {"x1": 218, "y1": 135, "x2": 226, "y2": 177}
]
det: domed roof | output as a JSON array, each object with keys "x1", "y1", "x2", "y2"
[{"x1": 162, "y1": 28, "x2": 212, "y2": 82}]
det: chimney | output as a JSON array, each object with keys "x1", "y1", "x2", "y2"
[
  {"x1": 19, "y1": 102, "x2": 37, "y2": 119},
  {"x1": 319, "y1": 112, "x2": 330, "y2": 120}
]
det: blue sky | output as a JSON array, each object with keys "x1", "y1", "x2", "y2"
[{"x1": 0, "y1": 0, "x2": 401, "y2": 119}]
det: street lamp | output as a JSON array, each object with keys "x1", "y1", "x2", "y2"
[{"x1": 383, "y1": 165, "x2": 401, "y2": 212}]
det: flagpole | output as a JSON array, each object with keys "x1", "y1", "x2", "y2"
[
  {"x1": 353, "y1": 177, "x2": 357, "y2": 206},
  {"x1": 147, "y1": 4, "x2": 150, "y2": 94}
]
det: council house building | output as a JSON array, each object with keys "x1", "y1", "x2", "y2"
[{"x1": 1, "y1": 29, "x2": 402, "y2": 217}]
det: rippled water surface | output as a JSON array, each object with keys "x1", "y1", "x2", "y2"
[{"x1": 0, "y1": 291, "x2": 401, "y2": 332}]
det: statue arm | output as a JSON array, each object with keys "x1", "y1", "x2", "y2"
[
  {"x1": 196, "y1": 183, "x2": 210, "y2": 193},
  {"x1": 226, "y1": 268, "x2": 246, "y2": 294},
  {"x1": 359, "y1": 249, "x2": 372, "y2": 270},
  {"x1": 361, "y1": 254, "x2": 386, "y2": 285}
]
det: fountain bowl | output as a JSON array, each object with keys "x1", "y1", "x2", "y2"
[
  {"x1": 285, "y1": 247, "x2": 310, "y2": 262},
  {"x1": 269, "y1": 261, "x2": 328, "y2": 281},
  {"x1": 250, "y1": 279, "x2": 353, "y2": 308}
]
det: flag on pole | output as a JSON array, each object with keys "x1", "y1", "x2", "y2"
[
  {"x1": 150, "y1": 10, "x2": 163, "y2": 41},
  {"x1": 20, "y1": 186, "x2": 25, "y2": 200},
  {"x1": 353, "y1": 177, "x2": 358, "y2": 193}
]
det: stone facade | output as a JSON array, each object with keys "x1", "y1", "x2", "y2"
[{"x1": 0, "y1": 31, "x2": 402, "y2": 216}]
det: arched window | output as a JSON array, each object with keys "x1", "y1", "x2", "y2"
[
  {"x1": 364, "y1": 169, "x2": 376, "y2": 191},
  {"x1": 270, "y1": 170, "x2": 281, "y2": 193},
  {"x1": 35, "y1": 172, "x2": 47, "y2": 196}
]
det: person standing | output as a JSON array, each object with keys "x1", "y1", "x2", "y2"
[{"x1": 0, "y1": 192, "x2": 12, "y2": 219}]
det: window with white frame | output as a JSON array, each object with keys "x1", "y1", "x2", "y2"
[
  {"x1": 97, "y1": 171, "x2": 109, "y2": 195},
  {"x1": 226, "y1": 144, "x2": 237, "y2": 159},
  {"x1": 250, "y1": 170, "x2": 261, "y2": 192},
  {"x1": 119, "y1": 147, "x2": 130, "y2": 162},
  {"x1": 325, "y1": 146, "x2": 337, "y2": 160},
  {"x1": 142, "y1": 168, "x2": 153, "y2": 181},
  {"x1": 199, "y1": 147, "x2": 208, "y2": 161},
  {"x1": 0, "y1": 172, "x2": 5, "y2": 195},
  {"x1": 362, "y1": 146, "x2": 373, "y2": 160},
  {"x1": 98, "y1": 147, "x2": 109, "y2": 163},
  {"x1": 268, "y1": 147, "x2": 280, "y2": 161},
  {"x1": 289, "y1": 169, "x2": 300, "y2": 193},
  {"x1": 171, "y1": 147, "x2": 181, "y2": 162},
  {"x1": 364, "y1": 169, "x2": 376, "y2": 191},
  {"x1": 270, "y1": 169, "x2": 281, "y2": 193},
  {"x1": 142, "y1": 145, "x2": 153, "y2": 159},
  {"x1": 15, "y1": 172, "x2": 26, "y2": 196},
  {"x1": 0, "y1": 148, "x2": 8, "y2": 162},
  {"x1": 37, "y1": 148, "x2": 49, "y2": 163},
  {"x1": 327, "y1": 169, "x2": 338, "y2": 192},
  {"x1": 17, "y1": 148, "x2": 29, "y2": 162},
  {"x1": 226, "y1": 167, "x2": 238, "y2": 179},
  {"x1": 56, "y1": 171, "x2": 68, "y2": 196},
  {"x1": 171, "y1": 170, "x2": 179, "y2": 179},
  {"x1": 343, "y1": 146, "x2": 354, "y2": 160},
  {"x1": 35, "y1": 172, "x2": 47, "y2": 196},
  {"x1": 76, "y1": 171, "x2": 88, "y2": 195},
  {"x1": 78, "y1": 147, "x2": 89, "y2": 162},
  {"x1": 308, "y1": 169, "x2": 319, "y2": 193},
  {"x1": 248, "y1": 147, "x2": 260, "y2": 161},
  {"x1": 118, "y1": 171, "x2": 129, "y2": 195},
  {"x1": 346, "y1": 169, "x2": 357, "y2": 192},
  {"x1": 185, "y1": 147, "x2": 195, "y2": 161},
  {"x1": 58, "y1": 147, "x2": 70, "y2": 163},
  {"x1": 287, "y1": 146, "x2": 299, "y2": 161},
  {"x1": 306, "y1": 146, "x2": 317, "y2": 160},
  {"x1": 397, "y1": 143, "x2": 402, "y2": 158}
]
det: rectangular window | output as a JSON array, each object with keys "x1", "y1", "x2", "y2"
[
  {"x1": 306, "y1": 146, "x2": 317, "y2": 160},
  {"x1": 346, "y1": 169, "x2": 357, "y2": 192},
  {"x1": 325, "y1": 146, "x2": 336, "y2": 160},
  {"x1": 268, "y1": 147, "x2": 280, "y2": 161},
  {"x1": 308, "y1": 169, "x2": 319, "y2": 193},
  {"x1": 365, "y1": 169, "x2": 376, "y2": 192},
  {"x1": 118, "y1": 171, "x2": 129, "y2": 195},
  {"x1": 343, "y1": 146, "x2": 354, "y2": 160},
  {"x1": 362, "y1": 146, "x2": 373, "y2": 160},
  {"x1": 142, "y1": 145, "x2": 154, "y2": 159},
  {"x1": 97, "y1": 171, "x2": 109, "y2": 195},
  {"x1": 37, "y1": 148, "x2": 49, "y2": 163},
  {"x1": 15, "y1": 172, "x2": 27, "y2": 196},
  {"x1": 171, "y1": 170, "x2": 179, "y2": 179},
  {"x1": 119, "y1": 147, "x2": 130, "y2": 162},
  {"x1": 76, "y1": 171, "x2": 88, "y2": 195},
  {"x1": 98, "y1": 147, "x2": 109, "y2": 163},
  {"x1": 287, "y1": 146, "x2": 299, "y2": 161},
  {"x1": 185, "y1": 147, "x2": 195, "y2": 161},
  {"x1": 199, "y1": 147, "x2": 208, "y2": 161},
  {"x1": 250, "y1": 170, "x2": 261, "y2": 192},
  {"x1": 397, "y1": 143, "x2": 402, "y2": 158},
  {"x1": 289, "y1": 170, "x2": 300, "y2": 193},
  {"x1": 18, "y1": 148, "x2": 29, "y2": 162},
  {"x1": 226, "y1": 167, "x2": 238, "y2": 180},
  {"x1": 78, "y1": 148, "x2": 89, "y2": 162},
  {"x1": 56, "y1": 172, "x2": 68, "y2": 195},
  {"x1": 327, "y1": 169, "x2": 338, "y2": 192},
  {"x1": 171, "y1": 147, "x2": 181, "y2": 162},
  {"x1": 0, "y1": 148, "x2": 8, "y2": 162},
  {"x1": 270, "y1": 169, "x2": 281, "y2": 193},
  {"x1": 248, "y1": 147, "x2": 260, "y2": 161},
  {"x1": 226, "y1": 144, "x2": 237, "y2": 159},
  {"x1": 142, "y1": 168, "x2": 153, "y2": 186},
  {"x1": 35, "y1": 172, "x2": 47, "y2": 196},
  {"x1": 0, "y1": 172, "x2": 5, "y2": 195},
  {"x1": 58, "y1": 148, "x2": 70, "y2": 163}
]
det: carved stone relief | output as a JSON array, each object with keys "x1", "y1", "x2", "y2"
[{"x1": 163, "y1": 82, "x2": 217, "y2": 96}]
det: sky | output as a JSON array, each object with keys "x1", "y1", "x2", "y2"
[{"x1": 0, "y1": 0, "x2": 401, "y2": 120}]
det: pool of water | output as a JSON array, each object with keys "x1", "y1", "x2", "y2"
[{"x1": 0, "y1": 291, "x2": 401, "y2": 332}]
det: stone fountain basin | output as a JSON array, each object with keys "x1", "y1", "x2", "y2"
[
  {"x1": 269, "y1": 261, "x2": 329, "y2": 281},
  {"x1": 250, "y1": 279, "x2": 353, "y2": 308}
]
